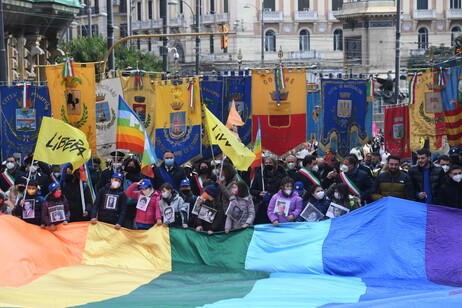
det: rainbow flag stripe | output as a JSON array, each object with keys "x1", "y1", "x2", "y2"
[{"x1": 1, "y1": 197, "x2": 462, "y2": 307}]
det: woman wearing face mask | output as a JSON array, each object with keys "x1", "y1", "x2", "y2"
[
  {"x1": 158, "y1": 183, "x2": 188, "y2": 228},
  {"x1": 42, "y1": 183, "x2": 70, "y2": 231},
  {"x1": 61, "y1": 165, "x2": 92, "y2": 222},
  {"x1": 191, "y1": 161, "x2": 216, "y2": 196},
  {"x1": 91, "y1": 172, "x2": 128, "y2": 230},
  {"x1": 6, "y1": 177, "x2": 27, "y2": 209},
  {"x1": 12, "y1": 179, "x2": 44, "y2": 226},
  {"x1": 224, "y1": 181, "x2": 255, "y2": 233},
  {"x1": 125, "y1": 179, "x2": 162, "y2": 230},
  {"x1": 121, "y1": 158, "x2": 144, "y2": 229},
  {"x1": 438, "y1": 165, "x2": 462, "y2": 209},
  {"x1": 306, "y1": 185, "x2": 331, "y2": 217},
  {"x1": 267, "y1": 177, "x2": 302, "y2": 227},
  {"x1": 251, "y1": 156, "x2": 287, "y2": 224},
  {"x1": 329, "y1": 183, "x2": 361, "y2": 213}
]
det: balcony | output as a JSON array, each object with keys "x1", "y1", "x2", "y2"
[
  {"x1": 132, "y1": 19, "x2": 163, "y2": 31},
  {"x1": 412, "y1": 9, "x2": 436, "y2": 20},
  {"x1": 201, "y1": 14, "x2": 216, "y2": 25},
  {"x1": 290, "y1": 50, "x2": 324, "y2": 60},
  {"x1": 294, "y1": 10, "x2": 318, "y2": 22},
  {"x1": 409, "y1": 49, "x2": 426, "y2": 56},
  {"x1": 446, "y1": 9, "x2": 462, "y2": 19},
  {"x1": 215, "y1": 12, "x2": 229, "y2": 24},
  {"x1": 261, "y1": 10, "x2": 283, "y2": 22},
  {"x1": 170, "y1": 14, "x2": 184, "y2": 27},
  {"x1": 328, "y1": 10, "x2": 340, "y2": 21}
]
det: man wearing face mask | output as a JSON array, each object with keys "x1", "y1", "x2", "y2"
[
  {"x1": 293, "y1": 155, "x2": 321, "y2": 194},
  {"x1": 435, "y1": 155, "x2": 451, "y2": 175},
  {"x1": 0, "y1": 156, "x2": 24, "y2": 192},
  {"x1": 284, "y1": 155, "x2": 298, "y2": 180},
  {"x1": 437, "y1": 165, "x2": 462, "y2": 209},
  {"x1": 151, "y1": 150, "x2": 186, "y2": 191},
  {"x1": 91, "y1": 172, "x2": 128, "y2": 230},
  {"x1": 61, "y1": 165, "x2": 92, "y2": 222},
  {"x1": 23, "y1": 156, "x2": 51, "y2": 196},
  {"x1": 98, "y1": 151, "x2": 125, "y2": 190}
]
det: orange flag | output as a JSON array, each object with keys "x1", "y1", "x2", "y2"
[{"x1": 226, "y1": 100, "x2": 245, "y2": 128}]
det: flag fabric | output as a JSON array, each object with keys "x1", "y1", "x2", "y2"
[
  {"x1": 33, "y1": 117, "x2": 91, "y2": 169},
  {"x1": 384, "y1": 104, "x2": 412, "y2": 160},
  {"x1": 204, "y1": 105, "x2": 255, "y2": 171},
  {"x1": 440, "y1": 66, "x2": 462, "y2": 147},
  {"x1": 116, "y1": 96, "x2": 157, "y2": 177},
  {"x1": 1, "y1": 197, "x2": 462, "y2": 307},
  {"x1": 251, "y1": 67, "x2": 307, "y2": 156},
  {"x1": 45, "y1": 62, "x2": 97, "y2": 152},
  {"x1": 250, "y1": 117, "x2": 262, "y2": 183},
  {"x1": 226, "y1": 100, "x2": 245, "y2": 129}
]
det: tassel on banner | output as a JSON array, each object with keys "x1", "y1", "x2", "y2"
[
  {"x1": 62, "y1": 57, "x2": 74, "y2": 78},
  {"x1": 18, "y1": 81, "x2": 30, "y2": 108},
  {"x1": 186, "y1": 78, "x2": 196, "y2": 110}
]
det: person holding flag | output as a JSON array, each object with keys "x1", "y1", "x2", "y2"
[{"x1": 61, "y1": 164, "x2": 92, "y2": 222}]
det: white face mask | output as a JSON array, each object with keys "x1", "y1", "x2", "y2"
[
  {"x1": 111, "y1": 180, "x2": 121, "y2": 189},
  {"x1": 284, "y1": 189, "x2": 292, "y2": 195},
  {"x1": 312, "y1": 165, "x2": 319, "y2": 172},
  {"x1": 212, "y1": 169, "x2": 220, "y2": 176},
  {"x1": 29, "y1": 165, "x2": 37, "y2": 173},
  {"x1": 142, "y1": 188, "x2": 153, "y2": 196},
  {"x1": 442, "y1": 165, "x2": 450, "y2": 173},
  {"x1": 340, "y1": 164, "x2": 349, "y2": 173},
  {"x1": 53, "y1": 172, "x2": 61, "y2": 178},
  {"x1": 287, "y1": 162, "x2": 296, "y2": 170},
  {"x1": 162, "y1": 192, "x2": 170, "y2": 199},
  {"x1": 334, "y1": 192, "x2": 341, "y2": 200},
  {"x1": 315, "y1": 191, "x2": 325, "y2": 199},
  {"x1": 113, "y1": 163, "x2": 122, "y2": 170},
  {"x1": 6, "y1": 162, "x2": 15, "y2": 170},
  {"x1": 452, "y1": 174, "x2": 462, "y2": 183}
]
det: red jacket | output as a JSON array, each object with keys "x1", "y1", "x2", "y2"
[{"x1": 125, "y1": 183, "x2": 161, "y2": 224}]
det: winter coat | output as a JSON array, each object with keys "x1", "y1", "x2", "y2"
[
  {"x1": 333, "y1": 167, "x2": 374, "y2": 203},
  {"x1": 91, "y1": 183, "x2": 127, "y2": 225},
  {"x1": 123, "y1": 171, "x2": 145, "y2": 220},
  {"x1": 159, "y1": 191, "x2": 188, "y2": 227},
  {"x1": 41, "y1": 194, "x2": 70, "y2": 226},
  {"x1": 151, "y1": 163, "x2": 186, "y2": 191},
  {"x1": 61, "y1": 180, "x2": 92, "y2": 222},
  {"x1": 179, "y1": 190, "x2": 198, "y2": 227},
  {"x1": 13, "y1": 193, "x2": 44, "y2": 226},
  {"x1": 307, "y1": 195, "x2": 331, "y2": 216},
  {"x1": 408, "y1": 163, "x2": 444, "y2": 204},
  {"x1": 438, "y1": 176, "x2": 462, "y2": 209},
  {"x1": 225, "y1": 195, "x2": 255, "y2": 230},
  {"x1": 267, "y1": 190, "x2": 303, "y2": 223},
  {"x1": 371, "y1": 170, "x2": 415, "y2": 201},
  {"x1": 125, "y1": 183, "x2": 162, "y2": 225},
  {"x1": 219, "y1": 176, "x2": 238, "y2": 213}
]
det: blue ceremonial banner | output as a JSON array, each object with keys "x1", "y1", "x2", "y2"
[
  {"x1": 223, "y1": 72, "x2": 252, "y2": 145},
  {"x1": 320, "y1": 79, "x2": 369, "y2": 159},
  {"x1": 1, "y1": 83, "x2": 51, "y2": 161},
  {"x1": 200, "y1": 77, "x2": 225, "y2": 159},
  {"x1": 307, "y1": 90, "x2": 325, "y2": 157}
]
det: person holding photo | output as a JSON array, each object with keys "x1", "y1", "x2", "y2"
[
  {"x1": 125, "y1": 179, "x2": 162, "y2": 230},
  {"x1": 267, "y1": 177, "x2": 302, "y2": 227},
  {"x1": 42, "y1": 183, "x2": 70, "y2": 231},
  {"x1": 329, "y1": 183, "x2": 361, "y2": 212},
  {"x1": 195, "y1": 183, "x2": 224, "y2": 234},
  {"x1": 13, "y1": 180, "x2": 44, "y2": 227},
  {"x1": 306, "y1": 184, "x2": 331, "y2": 217},
  {"x1": 224, "y1": 181, "x2": 255, "y2": 233},
  {"x1": 158, "y1": 183, "x2": 188, "y2": 228}
]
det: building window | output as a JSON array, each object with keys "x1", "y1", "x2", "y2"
[
  {"x1": 417, "y1": 0, "x2": 428, "y2": 10},
  {"x1": 418, "y1": 27, "x2": 428, "y2": 49},
  {"x1": 137, "y1": 38, "x2": 141, "y2": 50},
  {"x1": 452, "y1": 26, "x2": 461, "y2": 46},
  {"x1": 148, "y1": 0, "x2": 153, "y2": 19},
  {"x1": 148, "y1": 38, "x2": 152, "y2": 52},
  {"x1": 224, "y1": 0, "x2": 228, "y2": 13},
  {"x1": 137, "y1": 1, "x2": 141, "y2": 21},
  {"x1": 119, "y1": 0, "x2": 127, "y2": 13},
  {"x1": 332, "y1": 0, "x2": 343, "y2": 11},
  {"x1": 299, "y1": 29, "x2": 310, "y2": 51},
  {"x1": 298, "y1": 0, "x2": 309, "y2": 11},
  {"x1": 334, "y1": 29, "x2": 343, "y2": 51},
  {"x1": 264, "y1": 0, "x2": 275, "y2": 11},
  {"x1": 451, "y1": 0, "x2": 462, "y2": 9},
  {"x1": 265, "y1": 30, "x2": 276, "y2": 52},
  {"x1": 92, "y1": 24, "x2": 98, "y2": 35},
  {"x1": 345, "y1": 36, "x2": 361, "y2": 65}
]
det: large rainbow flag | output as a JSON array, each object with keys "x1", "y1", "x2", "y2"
[{"x1": 1, "y1": 197, "x2": 462, "y2": 307}]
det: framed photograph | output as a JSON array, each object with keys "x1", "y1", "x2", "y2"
[
  {"x1": 183, "y1": 203, "x2": 190, "y2": 221},
  {"x1": 198, "y1": 205, "x2": 217, "y2": 224},
  {"x1": 161, "y1": 204, "x2": 175, "y2": 224},
  {"x1": 136, "y1": 195, "x2": 150, "y2": 211},
  {"x1": 22, "y1": 199, "x2": 35, "y2": 219},
  {"x1": 274, "y1": 198, "x2": 291, "y2": 217},
  {"x1": 326, "y1": 202, "x2": 350, "y2": 219},
  {"x1": 104, "y1": 194, "x2": 119, "y2": 210},
  {"x1": 225, "y1": 203, "x2": 245, "y2": 224},
  {"x1": 300, "y1": 202, "x2": 324, "y2": 222},
  {"x1": 191, "y1": 197, "x2": 204, "y2": 215},
  {"x1": 49, "y1": 205, "x2": 65, "y2": 223}
]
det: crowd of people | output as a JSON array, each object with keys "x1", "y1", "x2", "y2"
[{"x1": 1, "y1": 141, "x2": 461, "y2": 233}]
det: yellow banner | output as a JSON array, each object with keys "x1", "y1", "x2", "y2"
[
  {"x1": 34, "y1": 117, "x2": 91, "y2": 169},
  {"x1": 409, "y1": 70, "x2": 445, "y2": 152},
  {"x1": 204, "y1": 105, "x2": 255, "y2": 171},
  {"x1": 45, "y1": 63, "x2": 96, "y2": 151},
  {"x1": 120, "y1": 72, "x2": 162, "y2": 138}
]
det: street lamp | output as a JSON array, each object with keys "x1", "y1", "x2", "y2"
[
  {"x1": 169, "y1": 0, "x2": 200, "y2": 76},
  {"x1": 244, "y1": 1, "x2": 264, "y2": 68}
]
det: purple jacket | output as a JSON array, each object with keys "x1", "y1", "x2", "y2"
[{"x1": 267, "y1": 190, "x2": 302, "y2": 223}]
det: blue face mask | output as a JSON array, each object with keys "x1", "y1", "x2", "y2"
[{"x1": 165, "y1": 158, "x2": 174, "y2": 166}]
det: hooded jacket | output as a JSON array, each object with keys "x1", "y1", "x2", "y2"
[
  {"x1": 225, "y1": 195, "x2": 255, "y2": 230},
  {"x1": 125, "y1": 183, "x2": 162, "y2": 225}
]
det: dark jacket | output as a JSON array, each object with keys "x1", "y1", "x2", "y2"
[
  {"x1": 371, "y1": 170, "x2": 415, "y2": 201},
  {"x1": 0, "y1": 168, "x2": 24, "y2": 192},
  {"x1": 91, "y1": 183, "x2": 127, "y2": 225},
  {"x1": 307, "y1": 195, "x2": 331, "y2": 216},
  {"x1": 293, "y1": 168, "x2": 321, "y2": 193},
  {"x1": 408, "y1": 163, "x2": 444, "y2": 204},
  {"x1": 42, "y1": 194, "x2": 71, "y2": 226},
  {"x1": 438, "y1": 177, "x2": 462, "y2": 209},
  {"x1": 28, "y1": 172, "x2": 52, "y2": 196},
  {"x1": 13, "y1": 193, "x2": 44, "y2": 226},
  {"x1": 151, "y1": 163, "x2": 186, "y2": 191},
  {"x1": 98, "y1": 168, "x2": 120, "y2": 190},
  {"x1": 323, "y1": 167, "x2": 374, "y2": 203},
  {"x1": 61, "y1": 180, "x2": 92, "y2": 222}
]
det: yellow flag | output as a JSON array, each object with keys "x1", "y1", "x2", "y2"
[
  {"x1": 34, "y1": 117, "x2": 91, "y2": 169},
  {"x1": 204, "y1": 105, "x2": 255, "y2": 171}
]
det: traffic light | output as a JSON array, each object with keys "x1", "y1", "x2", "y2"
[{"x1": 220, "y1": 25, "x2": 229, "y2": 49}]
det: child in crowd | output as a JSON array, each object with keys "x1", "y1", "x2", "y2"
[
  {"x1": 91, "y1": 172, "x2": 128, "y2": 230},
  {"x1": 125, "y1": 178, "x2": 162, "y2": 230},
  {"x1": 195, "y1": 183, "x2": 225, "y2": 234},
  {"x1": 159, "y1": 183, "x2": 188, "y2": 228},
  {"x1": 0, "y1": 193, "x2": 11, "y2": 215},
  {"x1": 330, "y1": 183, "x2": 361, "y2": 212},
  {"x1": 13, "y1": 180, "x2": 44, "y2": 226},
  {"x1": 178, "y1": 179, "x2": 198, "y2": 227},
  {"x1": 267, "y1": 177, "x2": 302, "y2": 227},
  {"x1": 307, "y1": 184, "x2": 331, "y2": 216},
  {"x1": 224, "y1": 181, "x2": 255, "y2": 233},
  {"x1": 42, "y1": 183, "x2": 70, "y2": 231}
]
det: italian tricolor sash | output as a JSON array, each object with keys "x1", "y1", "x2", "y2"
[
  {"x1": 339, "y1": 172, "x2": 361, "y2": 196},
  {"x1": 49, "y1": 173, "x2": 59, "y2": 184},
  {"x1": 194, "y1": 174, "x2": 205, "y2": 195},
  {"x1": 2, "y1": 171, "x2": 15, "y2": 186},
  {"x1": 298, "y1": 167, "x2": 321, "y2": 185}
]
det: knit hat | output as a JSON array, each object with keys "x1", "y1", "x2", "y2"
[
  {"x1": 48, "y1": 182, "x2": 60, "y2": 193},
  {"x1": 294, "y1": 181, "x2": 304, "y2": 194},
  {"x1": 204, "y1": 183, "x2": 219, "y2": 198},
  {"x1": 180, "y1": 179, "x2": 190, "y2": 187},
  {"x1": 139, "y1": 179, "x2": 152, "y2": 189}
]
